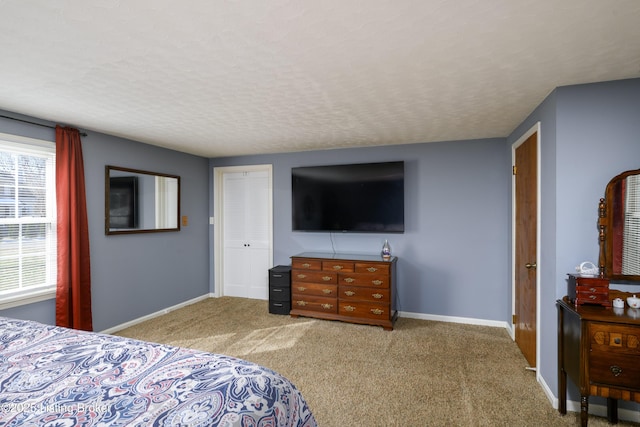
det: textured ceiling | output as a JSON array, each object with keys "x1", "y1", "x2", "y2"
[{"x1": 0, "y1": 1, "x2": 639, "y2": 158}]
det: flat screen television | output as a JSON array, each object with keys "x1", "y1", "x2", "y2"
[{"x1": 292, "y1": 161, "x2": 404, "y2": 233}]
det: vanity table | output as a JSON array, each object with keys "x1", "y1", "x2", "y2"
[
  {"x1": 557, "y1": 168, "x2": 640, "y2": 426},
  {"x1": 557, "y1": 293, "x2": 640, "y2": 427}
]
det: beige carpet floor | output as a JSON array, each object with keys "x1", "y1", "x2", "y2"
[{"x1": 114, "y1": 297, "x2": 638, "y2": 427}]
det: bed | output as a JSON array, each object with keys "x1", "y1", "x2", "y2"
[{"x1": 0, "y1": 316, "x2": 317, "y2": 427}]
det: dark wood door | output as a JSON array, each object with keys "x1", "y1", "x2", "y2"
[{"x1": 514, "y1": 132, "x2": 537, "y2": 368}]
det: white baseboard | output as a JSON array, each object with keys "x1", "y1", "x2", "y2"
[
  {"x1": 100, "y1": 293, "x2": 214, "y2": 334},
  {"x1": 398, "y1": 310, "x2": 510, "y2": 330},
  {"x1": 562, "y1": 399, "x2": 640, "y2": 423},
  {"x1": 538, "y1": 375, "x2": 556, "y2": 407}
]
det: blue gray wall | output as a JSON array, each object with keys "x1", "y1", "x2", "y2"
[
  {"x1": 0, "y1": 112, "x2": 210, "y2": 331},
  {"x1": 509, "y1": 78, "x2": 640, "y2": 409},
  {"x1": 210, "y1": 137, "x2": 511, "y2": 322}
]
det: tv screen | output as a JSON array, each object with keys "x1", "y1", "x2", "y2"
[{"x1": 292, "y1": 161, "x2": 404, "y2": 233}]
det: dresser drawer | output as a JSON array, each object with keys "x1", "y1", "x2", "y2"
[
  {"x1": 576, "y1": 284, "x2": 609, "y2": 294},
  {"x1": 339, "y1": 301, "x2": 389, "y2": 320},
  {"x1": 322, "y1": 261, "x2": 354, "y2": 272},
  {"x1": 576, "y1": 292, "x2": 610, "y2": 306},
  {"x1": 269, "y1": 300, "x2": 291, "y2": 315},
  {"x1": 590, "y1": 324, "x2": 640, "y2": 355},
  {"x1": 339, "y1": 273, "x2": 389, "y2": 288},
  {"x1": 292, "y1": 270, "x2": 337, "y2": 284},
  {"x1": 292, "y1": 296, "x2": 337, "y2": 313},
  {"x1": 355, "y1": 262, "x2": 390, "y2": 275},
  {"x1": 292, "y1": 282, "x2": 337, "y2": 298},
  {"x1": 341, "y1": 286, "x2": 390, "y2": 303},
  {"x1": 269, "y1": 286, "x2": 291, "y2": 301},
  {"x1": 269, "y1": 271, "x2": 290, "y2": 286},
  {"x1": 292, "y1": 258, "x2": 322, "y2": 270},
  {"x1": 589, "y1": 352, "x2": 640, "y2": 389}
]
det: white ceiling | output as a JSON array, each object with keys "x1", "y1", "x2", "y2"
[{"x1": 1, "y1": 1, "x2": 639, "y2": 158}]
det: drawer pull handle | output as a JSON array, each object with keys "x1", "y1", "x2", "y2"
[
  {"x1": 297, "y1": 274, "x2": 307, "y2": 279},
  {"x1": 297, "y1": 286, "x2": 306, "y2": 292},
  {"x1": 302, "y1": 263, "x2": 311, "y2": 268},
  {"x1": 273, "y1": 274, "x2": 282, "y2": 278},
  {"x1": 322, "y1": 276, "x2": 332, "y2": 281},
  {"x1": 590, "y1": 287, "x2": 597, "y2": 292},
  {"x1": 321, "y1": 304, "x2": 333, "y2": 310},
  {"x1": 589, "y1": 295, "x2": 597, "y2": 300},
  {"x1": 344, "y1": 305, "x2": 356, "y2": 312},
  {"x1": 333, "y1": 265, "x2": 343, "y2": 270},
  {"x1": 372, "y1": 280, "x2": 383, "y2": 286},
  {"x1": 372, "y1": 293, "x2": 383, "y2": 299},
  {"x1": 322, "y1": 289, "x2": 332, "y2": 295},
  {"x1": 367, "y1": 267, "x2": 378, "y2": 272},
  {"x1": 344, "y1": 277, "x2": 355, "y2": 283},
  {"x1": 296, "y1": 301, "x2": 307, "y2": 306},
  {"x1": 610, "y1": 365, "x2": 623, "y2": 377},
  {"x1": 273, "y1": 288, "x2": 283, "y2": 292},
  {"x1": 344, "y1": 291, "x2": 356, "y2": 296},
  {"x1": 614, "y1": 338, "x2": 621, "y2": 345},
  {"x1": 370, "y1": 308, "x2": 384, "y2": 315}
]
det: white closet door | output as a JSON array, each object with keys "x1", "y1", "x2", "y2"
[
  {"x1": 244, "y1": 171, "x2": 270, "y2": 299},
  {"x1": 222, "y1": 172, "x2": 247, "y2": 298},
  {"x1": 222, "y1": 170, "x2": 270, "y2": 299}
]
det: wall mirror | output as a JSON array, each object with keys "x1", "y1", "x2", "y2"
[
  {"x1": 105, "y1": 165, "x2": 180, "y2": 235},
  {"x1": 598, "y1": 168, "x2": 640, "y2": 281}
]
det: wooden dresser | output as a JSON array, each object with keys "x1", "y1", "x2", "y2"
[
  {"x1": 290, "y1": 252, "x2": 397, "y2": 330},
  {"x1": 557, "y1": 295, "x2": 640, "y2": 426}
]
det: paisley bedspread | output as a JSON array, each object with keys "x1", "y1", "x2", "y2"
[{"x1": 0, "y1": 317, "x2": 317, "y2": 427}]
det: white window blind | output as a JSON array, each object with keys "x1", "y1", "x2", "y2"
[
  {"x1": 0, "y1": 134, "x2": 56, "y2": 304},
  {"x1": 155, "y1": 175, "x2": 178, "y2": 229},
  {"x1": 622, "y1": 174, "x2": 640, "y2": 275}
]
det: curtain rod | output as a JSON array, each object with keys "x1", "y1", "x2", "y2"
[{"x1": 0, "y1": 114, "x2": 88, "y2": 137}]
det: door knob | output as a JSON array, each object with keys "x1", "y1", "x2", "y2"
[{"x1": 525, "y1": 262, "x2": 537, "y2": 269}]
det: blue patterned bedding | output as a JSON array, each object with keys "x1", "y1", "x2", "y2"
[{"x1": 0, "y1": 317, "x2": 317, "y2": 427}]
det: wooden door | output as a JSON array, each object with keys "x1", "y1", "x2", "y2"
[
  {"x1": 514, "y1": 132, "x2": 537, "y2": 368},
  {"x1": 221, "y1": 169, "x2": 271, "y2": 299}
]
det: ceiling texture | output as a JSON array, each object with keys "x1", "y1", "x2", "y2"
[{"x1": 1, "y1": 1, "x2": 639, "y2": 158}]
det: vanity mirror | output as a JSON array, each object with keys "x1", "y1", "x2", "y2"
[
  {"x1": 105, "y1": 165, "x2": 180, "y2": 235},
  {"x1": 598, "y1": 168, "x2": 640, "y2": 281}
]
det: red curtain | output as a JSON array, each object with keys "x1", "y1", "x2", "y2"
[{"x1": 55, "y1": 126, "x2": 93, "y2": 331}]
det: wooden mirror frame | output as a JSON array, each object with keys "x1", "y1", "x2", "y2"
[
  {"x1": 105, "y1": 165, "x2": 180, "y2": 235},
  {"x1": 598, "y1": 168, "x2": 640, "y2": 282}
]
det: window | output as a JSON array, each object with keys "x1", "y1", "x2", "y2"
[
  {"x1": 0, "y1": 133, "x2": 56, "y2": 309},
  {"x1": 623, "y1": 174, "x2": 640, "y2": 275}
]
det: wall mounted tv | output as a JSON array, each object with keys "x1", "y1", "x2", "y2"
[{"x1": 292, "y1": 161, "x2": 404, "y2": 233}]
